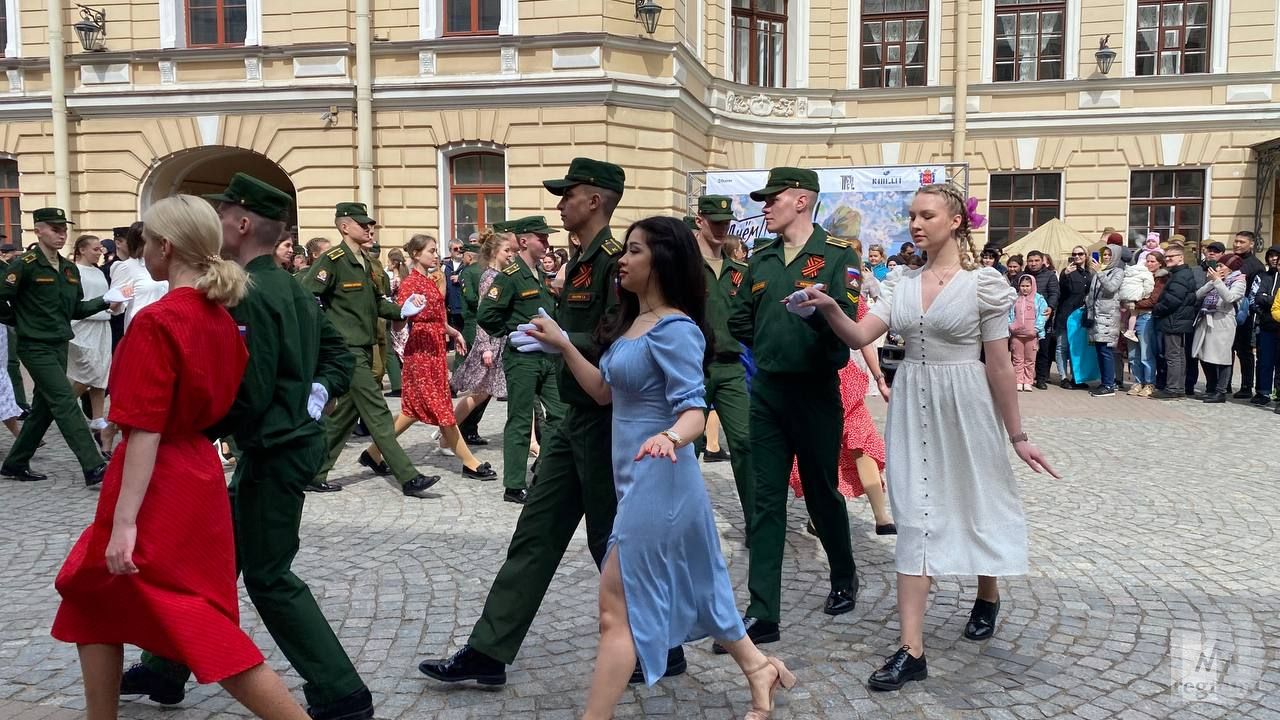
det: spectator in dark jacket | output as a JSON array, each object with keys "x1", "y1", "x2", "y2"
[
  {"x1": 1249, "y1": 245, "x2": 1280, "y2": 408},
  {"x1": 1152, "y1": 244, "x2": 1199, "y2": 399},
  {"x1": 1230, "y1": 231, "x2": 1266, "y2": 398},
  {"x1": 1054, "y1": 246, "x2": 1091, "y2": 387},
  {"x1": 1023, "y1": 250, "x2": 1058, "y2": 388}
]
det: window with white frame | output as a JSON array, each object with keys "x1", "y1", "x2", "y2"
[
  {"x1": 2, "y1": 0, "x2": 18, "y2": 58},
  {"x1": 448, "y1": 152, "x2": 506, "y2": 243},
  {"x1": 860, "y1": 0, "x2": 929, "y2": 88},
  {"x1": 161, "y1": 0, "x2": 260, "y2": 49},
  {"x1": 732, "y1": 0, "x2": 788, "y2": 87},
  {"x1": 421, "y1": 0, "x2": 516, "y2": 39},
  {"x1": 993, "y1": 0, "x2": 1065, "y2": 81},
  {"x1": 1135, "y1": 0, "x2": 1210, "y2": 75}
]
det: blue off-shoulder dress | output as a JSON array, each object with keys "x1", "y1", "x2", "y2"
[{"x1": 599, "y1": 314, "x2": 746, "y2": 686}]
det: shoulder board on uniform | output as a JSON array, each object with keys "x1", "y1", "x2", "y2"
[
  {"x1": 501, "y1": 262, "x2": 520, "y2": 276},
  {"x1": 325, "y1": 247, "x2": 345, "y2": 260},
  {"x1": 825, "y1": 237, "x2": 851, "y2": 249},
  {"x1": 21, "y1": 253, "x2": 37, "y2": 264},
  {"x1": 602, "y1": 238, "x2": 624, "y2": 256},
  {"x1": 752, "y1": 239, "x2": 777, "y2": 254}
]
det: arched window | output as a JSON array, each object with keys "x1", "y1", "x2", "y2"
[{"x1": 448, "y1": 152, "x2": 506, "y2": 243}]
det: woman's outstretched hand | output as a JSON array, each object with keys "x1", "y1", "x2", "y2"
[
  {"x1": 795, "y1": 284, "x2": 838, "y2": 313},
  {"x1": 1013, "y1": 441, "x2": 1061, "y2": 478},
  {"x1": 635, "y1": 434, "x2": 678, "y2": 463}
]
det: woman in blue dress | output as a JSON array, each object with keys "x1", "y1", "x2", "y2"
[{"x1": 528, "y1": 216, "x2": 794, "y2": 720}]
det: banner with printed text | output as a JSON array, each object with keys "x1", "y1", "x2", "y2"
[{"x1": 703, "y1": 165, "x2": 950, "y2": 255}]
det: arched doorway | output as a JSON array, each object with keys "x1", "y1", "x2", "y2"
[{"x1": 139, "y1": 147, "x2": 298, "y2": 226}]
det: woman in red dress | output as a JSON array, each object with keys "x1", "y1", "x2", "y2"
[
  {"x1": 789, "y1": 297, "x2": 896, "y2": 535},
  {"x1": 362, "y1": 234, "x2": 496, "y2": 479},
  {"x1": 51, "y1": 195, "x2": 310, "y2": 720}
]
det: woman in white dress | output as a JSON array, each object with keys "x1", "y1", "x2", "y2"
[
  {"x1": 795, "y1": 183, "x2": 1059, "y2": 690},
  {"x1": 68, "y1": 235, "x2": 113, "y2": 450}
]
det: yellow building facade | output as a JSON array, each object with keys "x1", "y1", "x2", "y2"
[{"x1": 1, "y1": 0, "x2": 1278, "y2": 251}]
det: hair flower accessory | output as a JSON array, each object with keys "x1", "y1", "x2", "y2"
[{"x1": 965, "y1": 196, "x2": 987, "y2": 230}]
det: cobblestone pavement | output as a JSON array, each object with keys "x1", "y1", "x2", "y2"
[{"x1": 2, "y1": 384, "x2": 1278, "y2": 719}]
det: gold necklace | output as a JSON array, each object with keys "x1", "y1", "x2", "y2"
[{"x1": 926, "y1": 264, "x2": 961, "y2": 287}]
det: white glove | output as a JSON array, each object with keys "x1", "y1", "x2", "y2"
[
  {"x1": 306, "y1": 383, "x2": 328, "y2": 421},
  {"x1": 102, "y1": 286, "x2": 133, "y2": 304},
  {"x1": 400, "y1": 294, "x2": 426, "y2": 319},
  {"x1": 784, "y1": 283, "x2": 824, "y2": 318},
  {"x1": 510, "y1": 330, "x2": 550, "y2": 353}
]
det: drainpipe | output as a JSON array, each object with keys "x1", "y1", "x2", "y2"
[
  {"x1": 356, "y1": 0, "x2": 374, "y2": 211},
  {"x1": 951, "y1": 0, "x2": 970, "y2": 163},
  {"x1": 48, "y1": 2, "x2": 71, "y2": 210}
]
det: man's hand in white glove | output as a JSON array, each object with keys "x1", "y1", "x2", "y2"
[
  {"x1": 400, "y1": 294, "x2": 427, "y2": 319},
  {"x1": 783, "y1": 283, "x2": 824, "y2": 318},
  {"x1": 526, "y1": 308, "x2": 570, "y2": 353},
  {"x1": 307, "y1": 383, "x2": 329, "y2": 421},
  {"x1": 102, "y1": 284, "x2": 135, "y2": 305}
]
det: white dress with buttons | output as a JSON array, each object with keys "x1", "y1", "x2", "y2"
[{"x1": 871, "y1": 266, "x2": 1027, "y2": 577}]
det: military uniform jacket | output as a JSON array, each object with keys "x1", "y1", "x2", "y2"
[
  {"x1": 704, "y1": 253, "x2": 748, "y2": 364},
  {"x1": 459, "y1": 261, "x2": 485, "y2": 337},
  {"x1": 557, "y1": 227, "x2": 623, "y2": 407},
  {"x1": 302, "y1": 241, "x2": 402, "y2": 347},
  {"x1": 728, "y1": 224, "x2": 861, "y2": 375},
  {"x1": 476, "y1": 255, "x2": 556, "y2": 341},
  {"x1": 207, "y1": 256, "x2": 355, "y2": 450},
  {"x1": 0, "y1": 251, "x2": 109, "y2": 343}
]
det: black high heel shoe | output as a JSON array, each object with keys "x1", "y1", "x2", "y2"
[{"x1": 962, "y1": 597, "x2": 1000, "y2": 641}]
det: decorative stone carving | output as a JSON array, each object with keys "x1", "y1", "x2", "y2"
[
  {"x1": 419, "y1": 50, "x2": 436, "y2": 77},
  {"x1": 500, "y1": 46, "x2": 517, "y2": 74},
  {"x1": 159, "y1": 60, "x2": 176, "y2": 85},
  {"x1": 6, "y1": 69, "x2": 23, "y2": 94},
  {"x1": 725, "y1": 91, "x2": 808, "y2": 118},
  {"x1": 244, "y1": 56, "x2": 262, "y2": 81}
]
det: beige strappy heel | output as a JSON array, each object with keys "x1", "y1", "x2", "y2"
[{"x1": 743, "y1": 656, "x2": 796, "y2": 719}]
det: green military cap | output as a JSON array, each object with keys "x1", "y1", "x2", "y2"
[
  {"x1": 749, "y1": 167, "x2": 820, "y2": 201},
  {"x1": 203, "y1": 172, "x2": 293, "y2": 221},
  {"x1": 506, "y1": 215, "x2": 560, "y2": 236},
  {"x1": 32, "y1": 207, "x2": 74, "y2": 226},
  {"x1": 683, "y1": 215, "x2": 698, "y2": 231},
  {"x1": 698, "y1": 195, "x2": 736, "y2": 222},
  {"x1": 491, "y1": 220, "x2": 513, "y2": 233},
  {"x1": 462, "y1": 241, "x2": 482, "y2": 252},
  {"x1": 335, "y1": 201, "x2": 375, "y2": 224},
  {"x1": 543, "y1": 157, "x2": 626, "y2": 196}
]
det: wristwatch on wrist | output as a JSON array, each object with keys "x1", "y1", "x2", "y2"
[
  {"x1": 661, "y1": 429, "x2": 683, "y2": 446},
  {"x1": 1008, "y1": 432, "x2": 1028, "y2": 445}
]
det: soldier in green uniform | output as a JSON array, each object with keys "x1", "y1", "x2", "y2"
[
  {"x1": 302, "y1": 202, "x2": 440, "y2": 499},
  {"x1": 421, "y1": 157, "x2": 688, "y2": 686},
  {"x1": 122, "y1": 174, "x2": 375, "y2": 720},
  {"x1": 0, "y1": 208, "x2": 125, "y2": 486},
  {"x1": 720, "y1": 167, "x2": 861, "y2": 651},
  {"x1": 691, "y1": 195, "x2": 754, "y2": 536},
  {"x1": 456, "y1": 236, "x2": 491, "y2": 445},
  {"x1": 475, "y1": 215, "x2": 567, "y2": 504}
]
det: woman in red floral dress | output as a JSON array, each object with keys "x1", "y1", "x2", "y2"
[
  {"x1": 51, "y1": 195, "x2": 309, "y2": 720},
  {"x1": 363, "y1": 234, "x2": 496, "y2": 479},
  {"x1": 789, "y1": 297, "x2": 896, "y2": 535}
]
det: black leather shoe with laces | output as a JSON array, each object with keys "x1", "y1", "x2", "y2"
[
  {"x1": 868, "y1": 646, "x2": 927, "y2": 691},
  {"x1": 963, "y1": 598, "x2": 1001, "y2": 641},
  {"x1": 402, "y1": 475, "x2": 440, "y2": 498},
  {"x1": 307, "y1": 686, "x2": 375, "y2": 720},
  {"x1": 824, "y1": 586, "x2": 858, "y2": 616},
  {"x1": 418, "y1": 645, "x2": 506, "y2": 685},
  {"x1": 120, "y1": 662, "x2": 185, "y2": 705},
  {"x1": 628, "y1": 646, "x2": 687, "y2": 684}
]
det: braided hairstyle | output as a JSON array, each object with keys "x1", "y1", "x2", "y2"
[{"x1": 916, "y1": 183, "x2": 978, "y2": 271}]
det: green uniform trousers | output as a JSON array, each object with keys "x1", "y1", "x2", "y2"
[
  {"x1": 143, "y1": 431, "x2": 364, "y2": 706},
  {"x1": 469, "y1": 404, "x2": 615, "y2": 664},
  {"x1": 500, "y1": 351, "x2": 566, "y2": 490},
  {"x1": 3, "y1": 341, "x2": 102, "y2": 472},
  {"x1": 745, "y1": 370, "x2": 856, "y2": 623},
  {"x1": 315, "y1": 346, "x2": 419, "y2": 485},
  {"x1": 695, "y1": 360, "x2": 754, "y2": 535},
  {"x1": 7, "y1": 328, "x2": 27, "y2": 409},
  {"x1": 386, "y1": 344, "x2": 403, "y2": 394}
]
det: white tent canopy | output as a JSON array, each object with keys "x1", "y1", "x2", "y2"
[{"x1": 1000, "y1": 218, "x2": 1092, "y2": 271}]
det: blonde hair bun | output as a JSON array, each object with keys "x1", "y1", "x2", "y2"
[{"x1": 142, "y1": 195, "x2": 248, "y2": 307}]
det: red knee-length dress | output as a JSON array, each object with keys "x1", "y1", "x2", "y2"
[
  {"x1": 789, "y1": 299, "x2": 886, "y2": 499},
  {"x1": 52, "y1": 287, "x2": 258, "y2": 684},
  {"x1": 399, "y1": 269, "x2": 456, "y2": 426}
]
